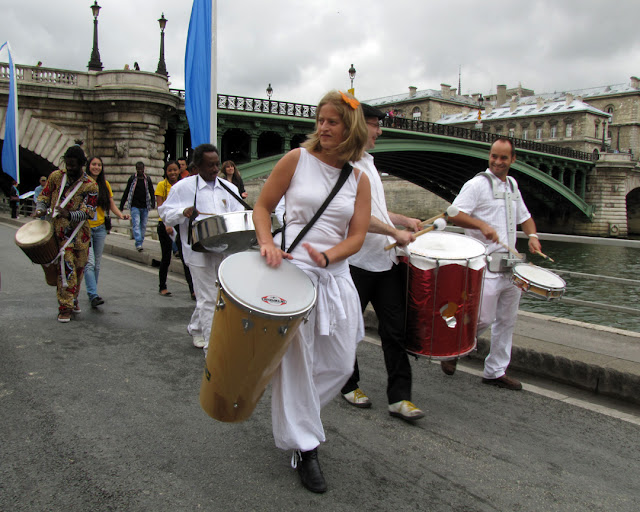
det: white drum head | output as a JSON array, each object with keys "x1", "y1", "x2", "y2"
[
  {"x1": 218, "y1": 251, "x2": 316, "y2": 317},
  {"x1": 408, "y1": 232, "x2": 487, "y2": 271},
  {"x1": 15, "y1": 220, "x2": 52, "y2": 245},
  {"x1": 513, "y1": 264, "x2": 565, "y2": 290}
]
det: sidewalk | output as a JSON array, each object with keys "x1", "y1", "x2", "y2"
[{"x1": 5, "y1": 212, "x2": 640, "y2": 405}]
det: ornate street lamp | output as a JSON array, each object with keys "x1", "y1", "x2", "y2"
[
  {"x1": 87, "y1": 1, "x2": 103, "y2": 71},
  {"x1": 348, "y1": 63, "x2": 356, "y2": 94},
  {"x1": 156, "y1": 13, "x2": 168, "y2": 76},
  {"x1": 266, "y1": 83, "x2": 273, "y2": 100}
]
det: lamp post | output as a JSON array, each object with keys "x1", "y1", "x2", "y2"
[
  {"x1": 155, "y1": 13, "x2": 168, "y2": 76},
  {"x1": 474, "y1": 93, "x2": 484, "y2": 130},
  {"x1": 87, "y1": 1, "x2": 103, "y2": 71},
  {"x1": 348, "y1": 63, "x2": 356, "y2": 95},
  {"x1": 266, "y1": 83, "x2": 273, "y2": 99}
]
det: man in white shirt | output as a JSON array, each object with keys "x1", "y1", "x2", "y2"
[
  {"x1": 342, "y1": 104, "x2": 425, "y2": 422},
  {"x1": 158, "y1": 144, "x2": 245, "y2": 350},
  {"x1": 445, "y1": 137, "x2": 542, "y2": 390}
]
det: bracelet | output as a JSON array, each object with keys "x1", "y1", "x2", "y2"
[
  {"x1": 528, "y1": 233, "x2": 539, "y2": 239},
  {"x1": 321, "y1": 252, "x2": 330, "y2": 267}
]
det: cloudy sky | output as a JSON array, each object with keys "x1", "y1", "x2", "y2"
[{"x1": 1, "y1": 0, "x2": 639, "y2": 105}]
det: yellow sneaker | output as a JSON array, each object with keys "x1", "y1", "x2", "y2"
[
  {"x1": 342, "y1": 388, "x2": 372, "y2": 408},
  {"x1": 388, "y1": 400, "x2": 425, "y2": 421}
]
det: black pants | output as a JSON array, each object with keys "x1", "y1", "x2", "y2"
[
  {"x1": 341, "y1": 264, "x2": 412, "y2": 404},
  {"x1": 157, "y1": 221, "x2": 172, "y2": 291}
]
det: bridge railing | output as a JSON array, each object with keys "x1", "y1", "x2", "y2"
[
  {"x1": 0, "y1": 63, "x2": 82, "y2": 86},
  {"x1": 384, "y1": 117, "x2": 595, "y2": 162}
]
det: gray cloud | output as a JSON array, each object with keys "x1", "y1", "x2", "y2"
[{"x1": 0, "y1": 0, "x2": 638, "y2": 106}]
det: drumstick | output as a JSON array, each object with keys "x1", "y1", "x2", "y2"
[
  {"x1": 419, "y1": 205, "x2": 460, "y2": 228},
  {"x1": 535, "y1": 250, "x2": 555, "y2": 263},
  {"x1": 385, "y1": 218, "x2": 446, "y2": 251},
  {"x1": 498, "y1": 241, "x2": 524, "y2": 259}
]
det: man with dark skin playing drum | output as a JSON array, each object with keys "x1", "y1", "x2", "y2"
[
  {"x1": 158, "y1": 144, "x2": 244, "y2": 351},
  {"x1": 443, "y1": 137, "x2": 542, "y2": 390},
  {"x1": 35, "y1": 144, "x2": 98, "y2": 323}
]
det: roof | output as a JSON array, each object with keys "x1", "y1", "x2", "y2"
[
  {"x1": 364, "y1": 88, "x2": 478, "y2": 108},
  {"x1": 439, "y1": 99, "x2": 609, "y2": 125}
]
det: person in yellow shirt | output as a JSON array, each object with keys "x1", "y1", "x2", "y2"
[
  {"x1": 85, "y1": 156, "x2": 130, "y2": 308},
  {"x1": 155, "y1": 161, "x2": 181, "y2": 296}
]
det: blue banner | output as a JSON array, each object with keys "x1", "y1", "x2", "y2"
[
  {"x1": 1, "y1": 41, "x2": 19, "y2": 182},
  {"x1": 185, "y1": 0, "x2": 211, "y2": 147}
]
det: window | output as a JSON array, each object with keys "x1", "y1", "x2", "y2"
[
  {"x1": 595, "y1": 123, "x2": 599, "y2": 138},
  {"x1": 522, "y1": 129, "x2": 528, "y2": 140},
  {"x1": 508, "y1": 128, "x2": 515, "y2": 138},
  {"x1": 536, "y1": 127, "x2": 543, "y2": 139},
  {"x1": 565, "y1": 124, "x2": 573, "y2": 137},
  {"x1": 412, "y1": 107, "x2": 421, "y2": 120},
  {"x1": 550, "y1": 125, "x2": 557, "y2": 138}
]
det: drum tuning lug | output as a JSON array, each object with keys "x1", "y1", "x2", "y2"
[
  {"x1": 278, "y1": 325, "x2": 289, "y2": 337},
  {"x1": 216, "y1": 296, "x2": 226, "y2": 309},
  {"x1": 242, "y1": 318, "x2": 254, "y2": 331}
]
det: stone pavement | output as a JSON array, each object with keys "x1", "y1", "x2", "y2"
[{"x1": 4, "y1": 212, "x2": 639, "y2": 405}]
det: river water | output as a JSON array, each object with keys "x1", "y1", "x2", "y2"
[{"x1": 509, "y1": 239, "x2": 640, "y2": 333}]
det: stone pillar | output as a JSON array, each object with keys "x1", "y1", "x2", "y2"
[
  {"x1": 573, "y1": 154, "x2": 636, "y2": 237},
  {"x1": 250, "y1": 132, "x2": 258, "y2": 161}
]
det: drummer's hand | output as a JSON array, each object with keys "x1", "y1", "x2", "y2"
[
  {"x1": 183, "y1": 206, "x2": 198, "y2": 219},
  {"x1": 394, "y1": 228, "x2": 415, "y2": 247},
  {"x1": 241, "y1": 192, "x2": 248, "y2": 199},
  {"x1": 260, "y1": 242, "x2": 291, "y2": 268},
  {"x1": 165, "y1": 225, "x2": 174, "y2": 236},
  {"x1": 480, "y1": 224, "x2": 499, "y2": 243},
  {"x1": 528, "y1": 237, "x2": 542, "y2": 254},
  {"x1": 404, "y1": 217, "x2": 422, "y2": 232},
  {"x1": 55, "y1": 206, "x2": 70, "y2": 219},
  {"x1": 303, "y1": 243, "x2": 329, "y2": 268},
  {"x1": 121, "y1": 214, "x2": 130, "y2": 220}
]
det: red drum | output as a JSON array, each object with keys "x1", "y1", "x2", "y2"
[{"x1": 404, "y1": 232, "x2": 486, "y2": 360}]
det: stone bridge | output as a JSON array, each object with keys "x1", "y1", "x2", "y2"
[{"x1": 1, "y1": 64, "x2": 639, "y2": 236}]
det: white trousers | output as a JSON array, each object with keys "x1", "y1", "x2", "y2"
[
  {"x1": 188, "y1": 261, "x2": 222, "y2": 351},
  {"x1": 477, "y1": 275, "x2": 522, "y2": 379},
  {"x1": 271, "y1": 274, "x2": 361, "y2": 452}
]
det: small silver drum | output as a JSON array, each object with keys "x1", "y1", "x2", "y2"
[
  {"x1": 511, "y1": 263, "x2": 566, "y2": 300},
  {"x1": 190, "y1": 211, "x2": 257, "y2": 255}
]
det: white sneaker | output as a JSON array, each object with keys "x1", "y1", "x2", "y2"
[
  {"x1": 388, "y1": 400, "x2": 425, "y2": 421},
  {"x1": 192, "y1": 335, "x2": 206, "y2": 348},
  {"x1": 342, "y1": 388, "x2": 372, "y2": 408}
]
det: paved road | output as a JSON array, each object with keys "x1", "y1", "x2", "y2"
[{"x1": 1, "y1": 223, "x2": 639, "y2": 511}]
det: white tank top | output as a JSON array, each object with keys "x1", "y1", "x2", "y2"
[{"x1": 275, "y1": 148, "x2": 361, "y2": 270}]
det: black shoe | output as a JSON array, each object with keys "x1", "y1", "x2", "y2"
[
  {"x1": 91, "y1": 297, "x2": 105, "y2": 308},
  {"x1": 296, "y1": 448, "x2": 327, "y2": 493}
]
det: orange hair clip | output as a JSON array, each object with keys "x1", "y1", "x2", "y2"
[{"x1": 339, "y1": 91, "x2": 360, "y2": 110}]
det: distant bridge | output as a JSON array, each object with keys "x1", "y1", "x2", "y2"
[{"x1": 1, "y1": 64, "x2": 639, "y2": 236}]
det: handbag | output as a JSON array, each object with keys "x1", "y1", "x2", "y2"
[{"x1": 104, "y1": 215, "x2": 112, "y2": 232}]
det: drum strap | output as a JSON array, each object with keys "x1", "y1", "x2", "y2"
[
  {"x1": 216, "y1": 178, "x2": 252, "y2": 210},
  {"x1": 52, "y1": 172, "x2": 84, "y2": 219},
  {"x1": 281, "y1": 162, "x2": 353, "y2": 253},
  {"x1": 475, "y1": 172, "x2": 520, "y2": 251}
]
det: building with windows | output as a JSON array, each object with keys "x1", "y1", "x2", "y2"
[{"x1": 366, "y1": 77, "x2": 640, "y2": 160}]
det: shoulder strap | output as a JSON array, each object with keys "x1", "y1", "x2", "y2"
[
  {"x1": 216, "y1": 178, "x2": 251, "y2": 210},
  {"x1": 284, "y1": 162, "x2": 353, "y2": 254}
]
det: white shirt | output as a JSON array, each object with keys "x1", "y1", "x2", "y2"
[
  {"x1": 158, "y1": 175, "x2": 245, "y2": 267},
  {"x1": 348, "y1": 152, "x2": 397, "y2": 272},
  {"x1": 453, "y1": 169, "x2": 531, "y2": 275}
]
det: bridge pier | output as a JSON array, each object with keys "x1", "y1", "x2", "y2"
[{"x1": 573, "y1": 154, "x2": 639, "y2": 237}]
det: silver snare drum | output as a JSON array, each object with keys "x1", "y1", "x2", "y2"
[{"x1": 191, "y1": 211, "x2": 257, "y2": 255}]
